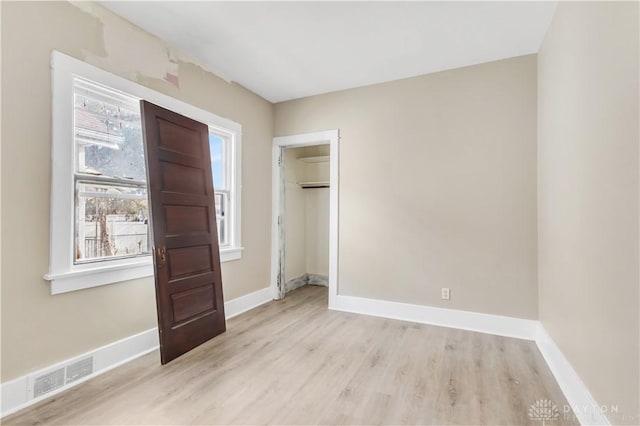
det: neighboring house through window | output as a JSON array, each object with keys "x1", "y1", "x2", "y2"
[
  {"x1": 74, "y1": 78, "x2": 150, "y2": 263},
  {"x1": 45, "y1": 52, "x2": 242, "y2": 295}
]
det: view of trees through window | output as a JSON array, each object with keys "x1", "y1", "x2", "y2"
[
  {"x1": 74, "y1": 78, "x2": 231, "y2": 263},
  {"x1": 74, "y1": 78, "x2": 149, "y2": 263}
]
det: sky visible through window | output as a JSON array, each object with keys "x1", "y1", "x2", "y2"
[{"x1": 209, "y1": 133, "x2": 223, "y2": 188}]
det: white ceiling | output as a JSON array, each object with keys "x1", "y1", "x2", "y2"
[{"x1": 101, "y1": 2, "x2": 557, "y2": 103}]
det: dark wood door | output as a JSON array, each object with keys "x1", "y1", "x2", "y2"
[{"x1": 141, "y1": 100, "x2": 226, "y2": 364}]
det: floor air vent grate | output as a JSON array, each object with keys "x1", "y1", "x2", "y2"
[
  {"x1": 33, "y1": 368, "x2": 65, "y2": 398},
  {"x1": 66, "y1": 357, "x2": 93, "y2": 383},
  {"x1": 31, "y1": 356, "x2": 94, "y2": 399}
]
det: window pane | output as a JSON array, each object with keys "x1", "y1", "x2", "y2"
[
  {"x1": 74, "y1": 78, "x2": 146, "y2": 181},
  {"x1": 76, "y1": 182, "x2": 150, "y2": 262},
  {"x1": 209, "y1": 133, "x2": 224, "y2": 189},
  {"x1": 215, "y1": 192, "x2": 228, "y2": 247}
]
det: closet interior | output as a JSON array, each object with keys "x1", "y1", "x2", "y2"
[{"x1": 282, "y1": 144, "x2": 330, "y2": 293}]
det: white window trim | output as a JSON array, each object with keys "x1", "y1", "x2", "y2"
[
  {"x1": 209, "y1": 126, "x2": 237, "y2": 251},
  {"x1": 45, "y1": 51, "x2": 243, "y2": 295}
]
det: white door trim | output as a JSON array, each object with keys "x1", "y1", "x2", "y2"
[{"x1": 271, "y1": 130, "x2": 340, "y2": 307}]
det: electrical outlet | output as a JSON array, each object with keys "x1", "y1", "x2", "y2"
[{"x1": 441, "y1": 287, "x2": 450, "y2": 300}]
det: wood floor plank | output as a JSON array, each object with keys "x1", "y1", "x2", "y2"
[{"x1": 4, "y1": 285, "x2": 578, "y2": 425}]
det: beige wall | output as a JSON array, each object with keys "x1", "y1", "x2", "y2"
[
  {"x1": 537, "y1": 2, "x2": 639, "y2": 424},
  {"x1": 0, "y1": 1, "x2": 273, "y2": 382},
  {"x1": 275, "y1": 55, "x2": 539, "y2": 319}
]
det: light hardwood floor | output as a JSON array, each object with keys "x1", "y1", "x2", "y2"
[{"x1": 5, "y1": 285, "x2": 577, "y2": 425}]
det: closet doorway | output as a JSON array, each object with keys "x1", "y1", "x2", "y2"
[{"x1": 271, "y1": 130, "x2": 339, "y2": 307}]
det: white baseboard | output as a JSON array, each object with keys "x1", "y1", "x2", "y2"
[
  {"x1": 0, "y1": 328, "x2": 159, "y2": 418},
  {"x1": 535, "y1": 325, "x2": 610, "y2": 425},
  {"x1": 2, "y1": 289, "x2": 607, "y2": 426},
  {"x1": 224, "y1": 287, "x2": 273, "y2": 319},
  {"x1": 1, "y1": 287, "x2": 273, "y2": 418},
  {"x1": 331, "y1": 294, "x2": 538, "y2": 340},
  {"x1": 331, "y1": 294, "x2": 610, "y2": 426}
]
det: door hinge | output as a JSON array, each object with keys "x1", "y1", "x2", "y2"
[{"x1": 277, "y1": 215, "x2": 282, "y2": 225}]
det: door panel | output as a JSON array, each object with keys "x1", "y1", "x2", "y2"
[
  {"x1": 161, "y1": 163, "x2": 207, "y2": 195},
  {"x1": 164, "y1": 205, "x2": 210, "y2": 234},
  {"x1": 170, "y1": 285, "x2": 215, "y2": 324},
  {"x1": 141, "y1": 101, "x2": 226, "y2": 364},
  {"x1": 167, "y1": 246, "x2": 213, "y2": 279},
  {"x1": 157, "y1": 119, "x2": 203, "y2": 157}
]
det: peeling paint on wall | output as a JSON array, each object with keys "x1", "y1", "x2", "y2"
[
  {"x1": 69, "y1": 1, "x2": 212, "y2": 89},
  {"x1": 2, "y1": 0, "x2": 274, "y2": 382}
]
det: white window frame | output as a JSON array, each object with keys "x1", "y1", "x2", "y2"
[
  {"x1": 209, "y1": 126, "x2": 238, "y2": 251},
  {"x1": 45, "y1": 51, "x2": 243, "y2": 295}
]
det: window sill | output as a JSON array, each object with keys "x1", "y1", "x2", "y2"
[
  {"x1": 219, "y1": 246, "x2": 243, "y2": 262},
  {"x1": 45, "y1": 247, "x2": 243, "y2": 295}
]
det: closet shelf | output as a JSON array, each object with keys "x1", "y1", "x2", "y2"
[
  {"x1": 298, "y1": 181, "x2": 330, "y2": 189},
  {"x1": 297, "y1": 155, "x2": 329, "y2": 163}
]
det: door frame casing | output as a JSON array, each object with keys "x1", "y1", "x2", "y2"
[{"x1": 271, "y1": 130, "x2": 340, "y2": 308}]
